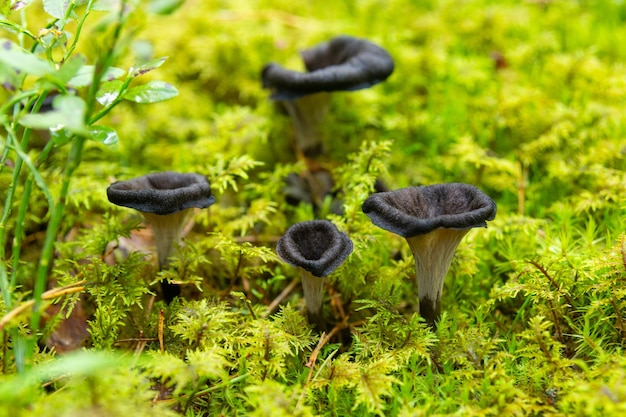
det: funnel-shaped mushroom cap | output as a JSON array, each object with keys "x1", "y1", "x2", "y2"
[
  {"x1": 276, "y1": 220, "x2": 353, "y2": 277},
  {"x1": 106, "y1": 172, "x2": 215, "y2": 215},
  {"x1": 262, "y1": 35, "x2": 394, "y2": 100},
  {"x1": 362, "y1": 183, "x2": 496, "y2": 238}
]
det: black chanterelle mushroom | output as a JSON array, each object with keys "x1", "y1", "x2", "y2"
[
  {"x1": 262, "y1": 35, "x2": 394, "y2": 157},
  {"x1": 106, "y1": 172, "x2": 216, "y2": 302},
  {"x1": 362, "y1": 183, "x2": 497, "y2": 327},
  {"x1": 276, "y1": 220, "x2": 353, "y2": 331}
]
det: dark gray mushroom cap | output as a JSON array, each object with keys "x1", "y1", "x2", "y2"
[
  {"x1": 106, "y1": 172, "x2": 216, "y2": 215},
  {"x1": 262, "y1": 35, "x2": 394, "y2": 100},
  {"x1": 362, "y1": 183, "x2": 497, "y2": 238},
  {"x1": 276, "y1": 220, "x2": 353, "y2": 277}
]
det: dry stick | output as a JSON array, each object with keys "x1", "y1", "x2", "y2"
[
  {"x1": 528, "y1": 260, "x2": 575, "y2": 308},
  {"x1": 158, "y1": 309, "x2": 165, "y2": 354},
  {"x1": 528, "y1": 261, "x2": 569, "y2": 346},
  {"x1": 222, "y1": 253, "x2": 246, "y2": 296},
  {"x1": 609, "y1": 298, "x2": 626, "y2": 337},
  {"x1": 101, "y1": 241, "x2": 118, "y2": 262},
  {"x1": 125, "y1": 306, "x2": 144, "y2": 337},
  {"x1": 115, "y1": 337, "x2": 158, "y2": 344},
  {"x1": 0, "y1": 280, "x2": 86, "y2": 331},
  {"x1": 261, "y1": 326, "x2": 271, "y2": 381},
  {"x1": 294, "y1": 321, "x2": 352, "y2": 412},
  {"x1": 248, "y1": 299, "x2": 258, "y2": 320},
  {"x1": 20, "y1": 230, "x2": 46, "y2": 247},
  {"x1": 329, "y1": 292, "x2": 348, "y2": 323},
  {"x1": 133, "y1": 331, "x2": 148, "y2": 358},
  {"x1": 262, "y1": 277, "x2": 300, "y2": 318},
  {"x1": 300, "y1": 167, "x2": 327, "y2": 208},
  {"x1": 156, "y1": 309, "x2": 167, "y2": 403},
  {"x1": 528, "y1": 259, "x2": 582, "y2": 354},
  {"x1": 232, "y1": 253, "x2": 244, "y2": 289},
  {"x1": 145, "y1": 294, "x2": 156, "y2": 320},
  {"x1": 305, "y1": 325, "x2": 343, "y2": 370}
]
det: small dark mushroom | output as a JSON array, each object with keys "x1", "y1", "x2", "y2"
[
  {"x1": 262, "y1": 35, "x2": 394, "y2": 157},
  {"x1": 107, "y1": 172, "x2": 215, "y2": 302},
  {"x1": 362, "y1": 183, "x2": 496, "y2": 327},
  {"x1": 276, "y1": 220, "x2": 353, "y2": 330}
]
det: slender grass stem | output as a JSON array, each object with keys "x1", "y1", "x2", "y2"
[
  {"x1": 0, "y1": 132, "x2": 33, "y2": 308},
  {"x1": 20, "y1": 0, "x2": 129, "y2": 368},
  {"x1": 27, "y1": 136, "x2": 86, "y2": 363},
  {"x1": 0, "y1": 90, "x2": 53, "y2": 311},
  {"x1": 5, "y1": 141, "x2": 53, "y2": 208},
  {"x1": 0, "y1": 91, "x2": 52, "y2": 375},
  {"x1": 10, "y1": 136, "x2": 57, "y2": 292},
  {"x1": 88, "y1": 76, "x2": 133, "y2": 125},
  {"x1": 0, "y1": 21, "x2": 36, "y2": 41},
  {"x1": 64, "y1": 0, "x2": 97, "y2": 62}
]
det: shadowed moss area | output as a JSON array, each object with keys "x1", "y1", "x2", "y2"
[{"x1": 1, "y1": 0, "x2": 625, "y2": 415}]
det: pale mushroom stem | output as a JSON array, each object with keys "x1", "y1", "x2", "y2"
[
  {"x1": 406, "y1": 228, "x2": 470, "y2": 327},
  {"x1": 280, "y1": 92, "x2": 330, "y2": 158},
  {"x1": 142, "y1": 208, "x2": 194, "y2": 269},
  {"x1": 300, "y1": 269, "x2": 327, "y2": 331}
]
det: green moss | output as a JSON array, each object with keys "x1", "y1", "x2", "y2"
[{"x1": 1, "y1": 0, "x2": 626, "y2": 415}]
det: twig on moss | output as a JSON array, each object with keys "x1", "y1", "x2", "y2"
[
  {"x1": 261, "y1": 326, "x2": 271, "y2": 381},
  {"x1": 158, "y1": 309, "x2": 165, "y2": 353},
  {"x1": 527, "y1": 260, "x2": 574, "y2": 350},
  {"x1": 536, "y1": 334, "x2": 553, "y2": 361},
  {"x1": 329, "y1": 291, "x2": 349, "y2": 323},
  {"x1": 262, "y1": 277, "x2": 300, "y2": 318},
  {"x1": 145, "y1": 295, "x2": 156, "y2": 320},
  {"x1": 102, "y1": 241, "x2": 118, "y2": 262},
  {"x1": 115, "y1": 337, "x2": 158, "y2": 344},
  {"x1": 609, "y1": 297, "x2": 625, "y2": 337},
  {"x1": 305, "y1": 327, "x2": 339, "y2": 370},
  {"x1": 295, "y1": 319, "x2": 358, "y2": 412},
  {"x1": 0, "y1": 280, "x2": 86, "y2": 331},
  {"x1": 232, "y1": 252, "x2": 244, "y2": 288},
  {"x1": 133, "y1": 331, "x2": 148, "y2": 358},
  {"x1": 528, "y1": 260, "x2": 574, "y2": 309}
]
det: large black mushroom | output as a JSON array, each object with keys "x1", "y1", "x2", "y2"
[
  {"x1": 107, "y1": 172, "x2": 215, "y2": 302},
  {"x1": 262, "y1": 35, "x2": 394, "y2": 158},
  {"x1": 362, "y1": 183, "x2": 497, "y2": 327},
  {"x1": 276, "y1": 220, "x2": 353, "y2": 331}
]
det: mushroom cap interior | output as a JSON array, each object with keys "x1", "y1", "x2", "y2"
[
  {"x1": 107, "y1": 172, "x2": 216, "y2": 215},
  {"x1": 362, "y1": 183, "x2": 497, "y2": 238},
  {"x1": 262, "y1": 35, "x2": 394, "y2": 100},
  {"x1": 276, "y1": 219, "x2": 353, "y2": 277}
]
